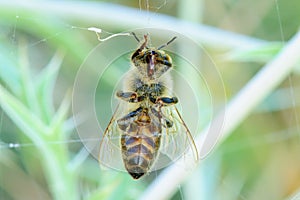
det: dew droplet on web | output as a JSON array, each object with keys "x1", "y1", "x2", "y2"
[{"x1": 8, "y1": 143, "x2": 20, "y2": 148}]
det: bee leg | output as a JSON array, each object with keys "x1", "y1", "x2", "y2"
[
  {"x1": 116, "y1": 91, "x2": 145, "y2": 103},
  {"x1": 159, "y1": 115, "x2": 173, "y2": 128},
  {"x1": 156, "y1": 97, "x2": 178, "y2": 106},
  {"x1": 150, "y1": 106, "x2": 173, "y2": 128},
  {"x1": 131, "y1": 35, "x2": 148, "y2": 59},
  {"x1": 153, "y1": 97, "x2": 178, "y2": 128},
  {"x1": 117, "y1": 107, "x2": 143, "y2": 131},
  {"x1": 160, "y1": 112, "x2": 173, "y2": 128}
]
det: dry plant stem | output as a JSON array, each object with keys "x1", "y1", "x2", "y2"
[{"x1": 140, "y1": 31, "x2": 300, "y2": 200}]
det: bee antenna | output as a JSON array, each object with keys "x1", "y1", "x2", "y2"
[
  {"x1": 131, "y1": 32, "x2": 140, "y2": 42},
  {"x1": 157, "y1": 36, "x2": 177, "y2": 50}
]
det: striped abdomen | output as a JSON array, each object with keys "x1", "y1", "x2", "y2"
[{"x1": 121, "y1": 120, "x2": 161, "y2": 179}]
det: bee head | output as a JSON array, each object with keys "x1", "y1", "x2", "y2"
[{"x1": 131, "y1": 34, "x2": 175, "y2": 80}]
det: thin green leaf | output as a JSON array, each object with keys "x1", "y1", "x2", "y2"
[
  {"x1": 36, "y1": 50, "x2": 65, "y2": 123},
  {"x1": 18, "y1": 41, "x2": 41, "y2": 117},
  {"x1": 224, "y1": 42, "x2": 283, "y2": 62},
  {"x1": 0, "y1": 85, "x2": 78, "y2": 199},
  {"x1": 0, "y1": 45, "x2": 21, "y2": 94},
  {"x1": 50, "y1": 89, "x2": 71, "y2": 137},
  {"x1": 0, "y1": 84, "x2": 49, "y2": 142}
]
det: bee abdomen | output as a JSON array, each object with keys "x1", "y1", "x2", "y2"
[
  {"x1": 121, "y1": 134, "x2": 160, "y2": 179},
  {"x1": 126, "y1": 155, "x2": 149, "y2": 179}
]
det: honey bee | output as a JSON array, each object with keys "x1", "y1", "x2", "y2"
[{"x1": 99, "y1": 33, "x2": 198, "y2": 179}]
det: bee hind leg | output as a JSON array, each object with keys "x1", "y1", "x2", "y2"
[
  {"x1": 154, "y1": 96, "x2": 179, "y2": 128},
  {"x1": 150, "y1": 106, "x2": 173, "y2": 128}
]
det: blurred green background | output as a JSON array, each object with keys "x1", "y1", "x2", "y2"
[{"x1": 1, "y1": 0, "x2": 300, "y2": 200}]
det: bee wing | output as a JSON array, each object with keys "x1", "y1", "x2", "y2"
[
  {"x1": 159, "y1": 106, "x2": 199, "y2": 163},
  {"x1": 98, "y1": 104, "x2": 126, "y2": 172}
]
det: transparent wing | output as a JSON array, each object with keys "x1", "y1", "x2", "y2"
[
  {"x1": 99, "y1": 103, "x2": 198, "y2": 173},
  {"x1": 98, "y1": 103, "x2": 126, "y2": 172},
  {"x1": 155, "y1": 106, "x2": 199, "y2": 168}
]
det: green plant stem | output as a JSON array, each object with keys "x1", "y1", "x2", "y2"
[
  {"x1": 0, "y1": 0, "x2": 267, "y2": 50},
  {"x1": 39, "y1": 137, "x2": 77, "y2": 200},
  {"x1": 0, "y1": 85, "x2": 77, "y2": 200},
  {"x1": 139, "y1": 31, "x2": 300, "y2": 200},
  {"x1": 177, "y1": 0, "x2": 204, "y2": 199}
]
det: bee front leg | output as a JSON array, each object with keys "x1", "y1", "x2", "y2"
[
  {"x1": 116, "y1": 91, "x2": 145, "y2": 103},
  {"x1": 131, "y1": 34, "x2": 148, "y2": 60},
  {"x1": 156, "y1": 96, "x2": 178, "y2": 106}
]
